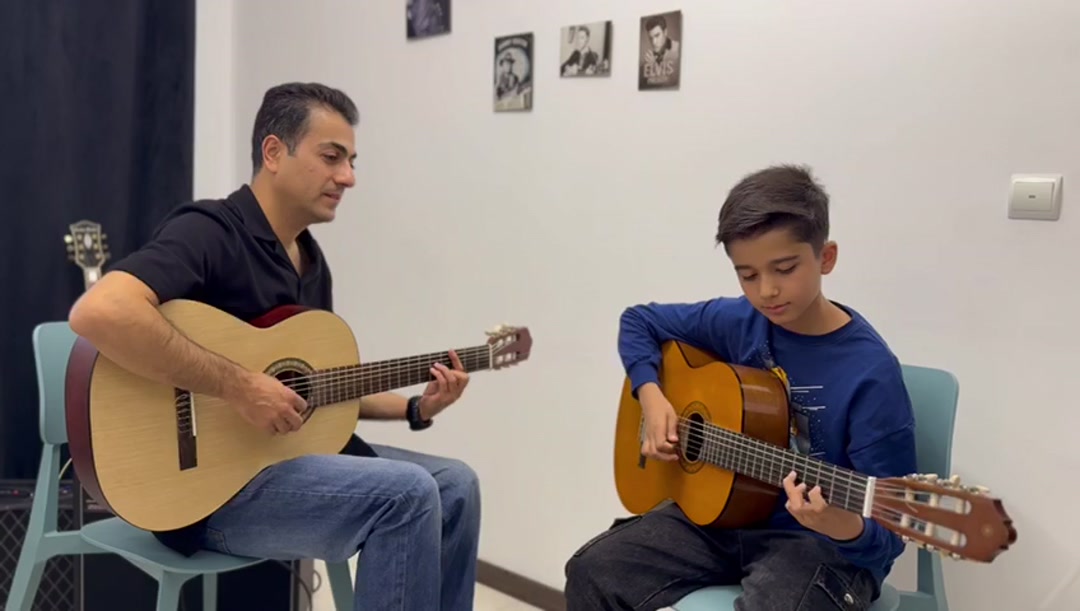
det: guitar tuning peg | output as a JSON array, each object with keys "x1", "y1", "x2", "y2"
[
  {"x1": 925, "y1": 474, "x2": 939, "y2": 482},
  {"x1": 949, "y1": 552, "x2": 963, "y2": 560},
  {"x1": 971, "y1": 485, "x2": 990, "y2": 495},
  {"x1": 64, "y1": 235, "x2": 73, "y2": 243},
  {"x1": 901, "y1": 535, "x2": 911, "y2": 543}
]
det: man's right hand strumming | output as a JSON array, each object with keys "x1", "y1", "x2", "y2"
[{"x1": 226, "y1": 371, "x2": 307, "y2": 435}]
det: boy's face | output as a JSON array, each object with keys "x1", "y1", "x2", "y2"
[{"x1": 727, "y1": 227, "x2": 837, "y2": 330}]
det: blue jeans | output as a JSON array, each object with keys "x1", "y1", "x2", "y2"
[
  {"x1": 197, "y1": 443, "x2": 481, "y2": 610},
  {"x1": 565, "y1": 503, "x2": 876, "y2": 610}
]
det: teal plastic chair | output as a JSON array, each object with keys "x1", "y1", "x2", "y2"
[
  {"x1": 671, "y1": 364, "x2": 956, "y2": 611},
  {"x1": 6, "y1": 322, "x2": 356, "y2": 611}
]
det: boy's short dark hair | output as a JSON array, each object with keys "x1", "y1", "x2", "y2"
[
  {"x1": 250, "y1": 82, "x2": 359, "y2": 174},
  {"x1": 715, "y1": 164, "x2": 830, "y2": 254}
]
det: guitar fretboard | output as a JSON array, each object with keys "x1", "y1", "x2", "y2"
[
  {"x1": 298, "y1": 345, "x2": 492, "y2": 408},
  {"x1": 677, "y1": 419, "x2": 871, "y2": 515}
]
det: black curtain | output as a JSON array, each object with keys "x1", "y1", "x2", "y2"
[{"x1": 0, "y1": 0, "x2": 196, "y2": 479}]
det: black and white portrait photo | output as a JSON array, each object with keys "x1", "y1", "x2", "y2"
[
  {"x1": 639, "y1": 10, "x2": 682, "y2": 90},
  {"x1": 559, "y1": 21, "x2": 612, "y2": 78},
  {"x1": 494, "y1": 33, "x2": 533, "y2": 112},
  {"x1": 406, "y1": 0, "x2": 450, "y2": 39}
]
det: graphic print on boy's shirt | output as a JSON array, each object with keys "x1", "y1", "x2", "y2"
[{"x1": 754, "y1": 343, "x2": 825, "y2": 461}]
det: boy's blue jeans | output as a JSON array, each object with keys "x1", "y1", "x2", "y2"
[
  {"x1": 565, "y1": 502, "x2": 877, "y2": 611},
  {"x1": 197, "y1": 443, "x2": 481, "y2": 611}
]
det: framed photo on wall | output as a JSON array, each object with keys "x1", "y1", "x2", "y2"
[
  {"x1": 494, "y1": 33, "x2": 534, "y2": 112},
  {"x1": 560, "y1": 21, "x2": 612, "y2": 77},
  {"x1": 407, "y1": 0, "x2": 450, "y2": 39},
  {"x1": 639, "y1": 10, "x2": 682, "y2": 90}
]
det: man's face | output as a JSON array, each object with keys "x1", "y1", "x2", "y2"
[
  {"x1": 648, "y1": 26, "x2": 667, "y2": 52},
  {"x1": 273, "y1": 105, "x2": 356, "y2": 224},
  {"x1": 575, "y1": 30, "x2": 589, "y2": 51}
]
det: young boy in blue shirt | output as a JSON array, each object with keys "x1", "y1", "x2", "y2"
[{"x1": 564, "y1": 165, "x2": 917, "y2": 610}]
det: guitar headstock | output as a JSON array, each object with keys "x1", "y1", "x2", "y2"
[
  {"x1": 873, "y1": 473, "x2": 1016, "y2": 563},
  {"x1": 65, "y1": 220, "x2": 109, "y2": 273},
  {"x1": 484, "y1": 325, "x2": 532, "y2": 370}
]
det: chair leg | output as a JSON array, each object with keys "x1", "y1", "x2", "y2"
[
  {"x1": 4, "y1": 542, "x2": 45, "y2": 611},
  {"x1": 156, "y1": 572, "x2": 188, "y2": 611},
  {"x1": 203, "y1": 573, "x2": 218, "y2": 611},
  {"x1": 325, "y1": 560, "x2": 355, "y2": 611}
]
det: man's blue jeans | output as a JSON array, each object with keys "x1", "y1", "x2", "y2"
[{"x1": 197, "y1": 443, "x2": 481, "y2": 610}]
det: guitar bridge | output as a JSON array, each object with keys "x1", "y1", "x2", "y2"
[{"x1": 175, "y1": 389, "x2": 198, "y2": 471}]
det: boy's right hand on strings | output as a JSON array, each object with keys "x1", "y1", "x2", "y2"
[{"x1": 639, "y1": 383, "x2": 680, "y2": 461}]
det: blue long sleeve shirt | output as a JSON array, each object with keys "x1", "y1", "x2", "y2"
[{"x1": 619, "y1": 296, "x2": 917, "y2": 587}]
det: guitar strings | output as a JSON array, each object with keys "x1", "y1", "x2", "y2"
[
  {"x1": 670, "y1": 417, "x2": 937, "y2": 501},
  {"x1": 675, "y1": 422, "x2": 927, "y2": 505},
  {"x1": 668, "y1": 418, "x2": 942, "y2": 529},
  {"x1": 671, "y1": 417, "x2": 871, "y2": 496},
  {"x1": 167, "y1": 346, "x2": 494, "y2": 409}
]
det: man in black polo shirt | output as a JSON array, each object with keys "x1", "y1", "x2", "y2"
[{"x1": 68, "y1": 82, "x2": 480, "y2": 610}]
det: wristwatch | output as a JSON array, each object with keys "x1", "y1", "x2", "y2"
[{"x1": 406, "y1": 395, "x2": 433, "y2": 431}]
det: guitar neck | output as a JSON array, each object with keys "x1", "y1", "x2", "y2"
[
  {"x1": 83, "y1": 267, "x2": 102, "y2": 291},
  {"x1": 680, "y1": 419, "x2": 872, "y2": 516},
  {"x1": 304, "y1": 344, "x2": 492, "y2": 408}
]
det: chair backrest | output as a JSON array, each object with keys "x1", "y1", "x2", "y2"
[
  {"x1": 900, "y1": 364, "x2": 959, "y2": 477},
  {"x1": 899, "y1": 363, "x2": 959, "y2": 610},
  {"x1": 32, "y1": 322, "x2": 79, "y2": 445}
]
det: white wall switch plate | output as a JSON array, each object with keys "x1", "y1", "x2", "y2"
[{"x1": 1008, "y1": 173, "x2": 1063, "y2": 220}]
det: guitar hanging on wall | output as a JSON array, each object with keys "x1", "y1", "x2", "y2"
[{"x1": 64, "y1": 220, "x2": 109, "y2": 291}]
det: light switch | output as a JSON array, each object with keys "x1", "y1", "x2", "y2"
[{"x1": 1008, "y1": 174, "x2": 1063, "y2": 221}]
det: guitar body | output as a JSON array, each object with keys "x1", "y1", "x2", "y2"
[
  {"x1": 613, "y1": 341, "x2": 790, "y2": 527},
  {"x1": 66, "y1": 300, "x2": 364, "y2": 532}
]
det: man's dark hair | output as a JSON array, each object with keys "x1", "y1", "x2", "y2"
[
  {"x1": 250, "y1": 82, "x2": 359, "y2": 174},
  {"x1": 715, "y1": 164, "x2": 830, "y2": 254},
  {"x1": 645, "y1": 16, "x2": 667, "y2": 32}
]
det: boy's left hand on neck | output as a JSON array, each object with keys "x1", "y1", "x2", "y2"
[{"x1": 781, "y1": 470, "x2": 865, "y2": 541}]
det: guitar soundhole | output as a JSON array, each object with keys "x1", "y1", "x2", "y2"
[
  {"x1": 266, "y1": 358, "x2": 317, "y2": 422},
  {"x1": 683, "y1": 412, "x2": 707, "y2": 463}
]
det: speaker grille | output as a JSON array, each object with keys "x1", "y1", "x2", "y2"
[{"x1": 0, "y1": 484, "x2": 78, "y2": 611}]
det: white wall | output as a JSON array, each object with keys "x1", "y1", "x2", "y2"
[{"x1": 205, "y1": 1, "x2": 1080, "y2": 609}]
